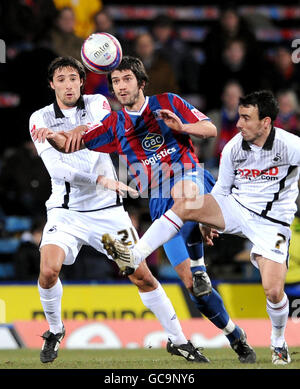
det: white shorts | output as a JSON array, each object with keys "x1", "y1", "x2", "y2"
[
  {"x1": 212, "y1": 194, "x2": 291, "y2": 268},
  {"x1": 40, "y1": 206, "x2": 138, "y2": 265}
]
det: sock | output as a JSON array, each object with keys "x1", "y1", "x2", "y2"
[
  {"x1": 190, "y1": 288, "x2": 241, "y2": 343},
  {"x1": 190, "y1": 257, "x2": 206, "y2": 274},
  {"x1": 133, "y1": 209, "x2": 184, "y2": 266},
  {"x1": 266, "y1": 293, "x2": 289, "y2": 348},
  {"x1": 38, "y1": 278, "x2": 63, "y2": 334},
  {"x1": 139, "y1": 283, "x2": 187, "y2": 345}
]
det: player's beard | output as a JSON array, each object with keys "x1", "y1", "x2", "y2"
[{"x1": 119, "y1": 89, "x2": 140, "y2": 109}]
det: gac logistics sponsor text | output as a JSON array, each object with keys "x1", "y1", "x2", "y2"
[
  {"x1": 141, "y1": 147, "x2": 176, "y2": 166},
  {"x1": 0, "y1": 284, "x2": 190, "y2": 321}
]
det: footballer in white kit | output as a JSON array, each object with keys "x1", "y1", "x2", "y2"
[
  {"x1": 30, "y1": 93, "x2": 138, "y2": 264},
  {"x1": 211, "y1": 126, "x2": 300, "y2": 268},
  {"x1": 89, "y1": 90, "x2": 296, "y2": 365}
]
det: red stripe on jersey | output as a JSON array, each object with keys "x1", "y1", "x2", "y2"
[
  {"x1": 171, "y1": 95, "x2": 206, "y2": 165},
  {"x1": 156, "y1": 94, "x2": 200, "y2": 168},
  {"x1": 172, "y1": 94, "x2": 208, "y2": 123},
  {"x1": 83, "y1": 112, "x2": 118, "y2": 153},
  {"x1": 121, "y1": 109, "x2": 153, "y2": 192},
  {"x1": 163, "y1": 213, "x2": 181, "y2": 231},
  {"x1": 155, "y1": 94, "x2": 178, "y2": 170},
  {"x1": 142, "y1": 105, "x2": 163, "y2": 188}
]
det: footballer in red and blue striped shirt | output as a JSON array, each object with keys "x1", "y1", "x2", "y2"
[{"x1": 83, "y1": 92, "x2": 212, "y2": 196}]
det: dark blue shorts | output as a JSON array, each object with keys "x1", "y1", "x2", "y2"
[{"x1": 149, "y1": 168, "x2": 215, "y2": 267}]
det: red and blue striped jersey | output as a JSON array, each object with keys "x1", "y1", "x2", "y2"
[{"x1": 83, "y1": 93, "x2": 210, "y2": 193}]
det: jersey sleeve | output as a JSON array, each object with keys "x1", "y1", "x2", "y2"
[
  {"x1": 41, "y1": 147, "x2": 98, "y2": 186},
  {"x1": 211, "y1": 142, "x2": 236, "y2": 195},
  {"x1": 170, "y1": 93, "x2": 210, "y2": 124},
  {"x1": 29, "y1": 111, "x2": 52, "y2": 156},
  {"x1": 88, "y1": 94, "x2": 111, "y2": 122},
  {"x1": 83, "y1": 112, "x2": 118, "y2": 153}
]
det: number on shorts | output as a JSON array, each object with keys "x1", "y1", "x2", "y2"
[
  {"x1": 117, "y1": 227, "x2": 138, "y2": 246},
  {"x1": 275, "y1": 233, "x2": 286, "y2": 249}
]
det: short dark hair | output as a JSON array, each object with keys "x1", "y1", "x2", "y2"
[
  {"x1": 107, "y1": 56, "x2": 149, "y2": 93},
  {"x1": 47, "y1": 56, "x2": 86, "y2": 87},
  {"x1": 239, "y1": 90, "x2": 279, "y2": 123}
]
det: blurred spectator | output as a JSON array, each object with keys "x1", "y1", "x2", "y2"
[
  {"x1": 266, "y1": 46, "x2": 300, "y2": 99},
  {"x1": 13, "y1": 218, "x2": 45, "y2": 281},
  {"x1": 133, "y1": 32, "x2": 179, "y2": 95},
  {"x1": 203, "y1": 39, "x2": 261, "y2": 110},
  {"x1": 0, "y1": 0, "x2": 57, "y2": 57},
  {"x1": 53, "y1": 0, "x2": 102, "y2": 39},
  {"x1": 203, "y1": 81, "x2": 243, "y2": 172},
  {"x1": 0, "y1": 141, "x2": 51, "y2": 218},
  {"x1": 203, "y1": 5, "x2": 260, "y2": 69},
  {"x1": 0, "y1": 0, "x2": 57, "y2": 149},
  {"x1": 93, "y1": 8, "x2": 132, "y2": 55},
  {"x1": 274, "y1": 90, "x2": 300, "y2": 136},
  {"x1": 50, "y1": 7, "x2": 84, "y2": 61},
  {"x1": 151, "y1": 15, "x2": 199, "y2": 94},
  {"x1": 3, "y1": 43, "x2": 57, "y2": 149}
]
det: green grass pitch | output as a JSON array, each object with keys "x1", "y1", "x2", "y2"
[{"x1": 0, "y1": 347, "x2": 299, "y2": 369}]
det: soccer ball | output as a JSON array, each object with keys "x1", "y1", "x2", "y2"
[{"x1": 81, "y1": 32, "x2": 122, "y2": 74}]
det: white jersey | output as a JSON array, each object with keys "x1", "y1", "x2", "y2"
[
  {"x1": 212, "y1": 127, "x2": 300, "y2": 226},
  {"x1": 29, "y1": 94, "x2": 121, "y2": 212}
]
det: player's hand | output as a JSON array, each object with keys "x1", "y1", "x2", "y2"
[
  {"x1": 160, "y1": 109, "x2": 184, "y2": 132},
  {"x1": 97, "y1": 176, "x2": 139, "y2": 198},
  {"x1": 31, "y1": 127, "x2": 56, "y2": 143},
  {"x1": 200, "y1": 225, "x2": 219, "y2": 246},
  {"x1": 64, "y1": 125, "x2": 88, "y2": 153}
]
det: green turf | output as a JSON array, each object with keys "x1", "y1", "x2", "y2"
[{"x1": 0, "y1": 347, "x2": 299, "y2": 369}]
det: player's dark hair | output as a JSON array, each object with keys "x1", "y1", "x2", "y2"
[
  {"x1": 107, "y1": 56, "x2": 149, "y2": 92},
  {"x1": 47, "y1": 56, "x2": 86, "y2": 92},
  {"x1": 239, "y1": 90, "x2": 279, "y2": 123}
]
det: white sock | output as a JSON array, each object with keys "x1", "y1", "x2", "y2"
[
  {"x1": 38, "y1": 278, "x2": 63, "y2": 334},
  {"x1": 139, "y1": 283, "x2": 187, "y2": 345},
  {"x1": 266, "y1": 293, "x2": 289, "y2": 348},
  {"x1": 133, "y1": 210, "x2": 184, "y2": 266},
  {"x1": 222, "y1": 318, "x2": 236, "y2": 335}
]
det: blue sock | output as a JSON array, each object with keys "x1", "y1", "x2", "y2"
[
  {"x1": 191, "y1": 265, "x2": 206, "y2": 273},
  {"x1": 226, "y1": 326, "x2": 242, "y2": 344},
  {"x1": 190, "y1": 288, "x2": 241, "y2": 344}
]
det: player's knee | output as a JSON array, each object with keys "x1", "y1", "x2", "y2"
[
  {"x1": 172, "y1": 197, "x2": 188, "y2": 220},
  {"x1": 265, "y1": 286, "x2": 283, "y2": 303},
  {"x1": 39, "y1": 265, "x2": 60, "y2": 288},
  {"x1": 172, "y1": 197, "x2": 196, "y2": 222}
]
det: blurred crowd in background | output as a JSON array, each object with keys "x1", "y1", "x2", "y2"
[{"x1": 0, "y1": 0, "x2": 299, "y2": 284}]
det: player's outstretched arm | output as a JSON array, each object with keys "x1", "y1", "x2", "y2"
[
  {"x1": 32, "y1": 125, "x2": 87, "y2": 153},
  {"x1": 160, "y1": 109, "x2": 217, "y2": 139},
  {"x1": 97, "y1": 176, "x2": 139, "y2": 198}
]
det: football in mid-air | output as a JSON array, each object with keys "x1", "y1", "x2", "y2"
[{"x1": 81, "y1": 32, "x2": 122, "y2": 74}]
